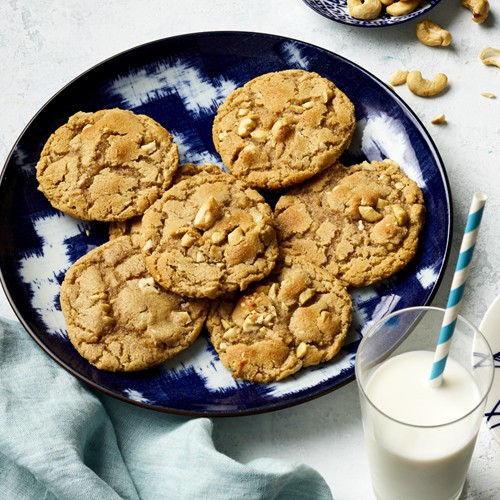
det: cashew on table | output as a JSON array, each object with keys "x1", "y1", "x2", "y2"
[
  {"x1": 416, "y1": 19, "x2": 452, "y2": 47},
  {"x1": 480, "y1": 47, "x2": 500, "y2": 69},
  {"x1": 461, "y1": 0, "x2": 490, "y2": 23},
  {"x1": 406, "y1": 71, "x2": 448, "y2": 97}
]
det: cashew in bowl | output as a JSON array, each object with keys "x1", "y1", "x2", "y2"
[
  {"x1": 347, "y1": 0, "x2": 382, "y2": 20},
  {"x1": 386, "y1": 0, "x2": 420, "y2": 17},
  {"x1": 406, "y1": 71, "x2": 448, "y2": 97},
  {"x1": 416, "y1": 19, "x2": 452, "y2": 47},
  {"x1": 480, "y1": 47, "x2": 500, "y2": 68},
  {"x1": 461, "y1": 0, "x2": 489, "y2": 23}
]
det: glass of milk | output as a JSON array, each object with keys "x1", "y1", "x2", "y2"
[{"x1": 355, "y1": 306, "x2": 494, "y2": 500}]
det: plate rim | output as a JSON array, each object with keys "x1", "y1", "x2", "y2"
[{"x1": 0, "y1": 30, "x2": 453, "y2": 416}]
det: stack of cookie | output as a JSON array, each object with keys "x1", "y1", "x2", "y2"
[{"x1": 36, "y1": 69, "x2": 425, "y2": 383}]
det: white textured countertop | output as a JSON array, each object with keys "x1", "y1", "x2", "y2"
[{"x1": 1, "y1": 1, "x2": 499, "y2": 498}]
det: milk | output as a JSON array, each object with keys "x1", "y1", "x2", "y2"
[{"x1": 363, "y1": 350, "x2": 481, "y2": 500}]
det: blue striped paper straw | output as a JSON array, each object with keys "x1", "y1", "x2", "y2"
[{"x1": 429, "y1": 192, "x2": 487, "y2": 387}]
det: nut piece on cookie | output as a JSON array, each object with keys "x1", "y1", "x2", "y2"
[
  {"x1": 140, "y1": 167, "x2": 279, "y2": 299},
  {"x1": 36, "y1": 108, "x2": 179, "y2": 222},
  {"x1": 206, "y1": 261, "x2": 353, "y2": 383},
  {"x1": 212, "y1": 69, "x2": 356, "y2": 190}
]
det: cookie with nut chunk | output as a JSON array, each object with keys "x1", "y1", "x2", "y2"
[
  {"x1": 140, "y1": 166, "x2": 279, "y2": 299},
  {"x1": 108, "y1": 163, "x2": 224, "y2": 246},
  {"x1": 206, "y1": 260, "x2": 353, "y2": 383},
  {"x1": 60, "y1": 236, "x2": 209, "y2": 371},
  {"x1": 212, "y1": 69, "x2": 356, "y2": 189},
  {"x1": 36, "y1": 108, "x2": 179, "y2": 221},
  {"x1": 274, "y1": 159, "x2": 426, "y2": 287}
]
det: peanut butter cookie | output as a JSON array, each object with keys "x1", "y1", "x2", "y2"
[
  {"x1": 36, "y1": 108, "x2": 179, "y2": 221},
  {"x1": 212, "y1": 69, "x2": 356, "y2": 189},
  {"x1": 108, "y1": 215, "x2": 144, "y2": 247},
  {"x1": 60, "y1": 236, "x2": 209, "y2": 371},
  {"x1": 108, "y1": 163, "x2": 223, "y2": 245},
  {"x1": 140, "y1": 167, "x2": 279, "y2": 299},
  {"x1": 274, "y1": 159, "x2": 426, "y2": 287},
  {"x1": 206, "y1": 260, "x2": 353, "y2": 383},
  {"x1": 170, "y1": 162, "x2": 223, "y2": 183}
]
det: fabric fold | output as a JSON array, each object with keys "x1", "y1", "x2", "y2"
[{"x1": 0, "y1": 318, "x2": 332, "y2": 499}]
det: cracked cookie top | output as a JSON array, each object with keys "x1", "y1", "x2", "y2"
[
  {"x1": 212, "y1": 69, "x2": 356, "y2": 189},
  {"x1": 140, "y1": 167, "x2": 279, "y2": 299},
  {"x1": 108, "y1": 163, "x2": 224, "y2": 247},
  {"x1": 36, "y1": 108, "x2": 179, "y2": 221},
  {"x1": 60, "y1": 236, "x2": 209, "y2": 372},
  {"x1": 206, "y1": 260, "x2": 353, "y2": 383},
  {"x1": 274, "y1": 159, "x2": 426, "y2": 287}
]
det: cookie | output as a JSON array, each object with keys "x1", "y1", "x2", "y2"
[
  {"x1": 36, "y1": 108, "x2": 179, "y2": 221},
  {"x1": 140, "y1": 167, "x2": 279, "y2": 299},
  {"x1": 206, "y1": 260, "x2": 353, "y2": 383},
  {"x1": 108, "y1": 164, "x2": 224, "y2": 245},
  {"x1": 109, "y1": 216, "x2": 144, "y2": 247},
  {"x1": 60, "y1": 236, "x2": 209, "y2": 371},
  {"x1": 171, "y1": 162, "x2": 223, "y2": 183},
  {"x1": 274, "y1": 159, "x2": 426, "y2": 287},
  {"x1": 212, "y1": 69, "x2": 356, "y2": 189}
]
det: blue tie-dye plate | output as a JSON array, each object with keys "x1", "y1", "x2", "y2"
[
  {"x1": 302, "y1": 0, "x2": 442, "y2": 27},
  {"x1": 0, "y1": 32, "x2": 451, "y2": 416}
]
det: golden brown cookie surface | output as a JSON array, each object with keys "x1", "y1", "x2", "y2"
[
  {"x1": 274, "y1": 159, "x2": 426, "y2": 287},
  {"x1": 140, "y1": 168, "x2": 279, "y2": 299},
  {"x1": 206, "y1": 261, "x2": 353, "y2": 383},
  {"x1": 36, "y1": 108, "x2": 179, "y2": 221},
  {"x1": 212, "y1": 69, "x2": 356, "y2": 189},
  {"x1": 60, "y1": 236, "x2": 209, "y2": 371},
  {"x1": 108, "y1": 163, "x2": 224, "y2": 246}
]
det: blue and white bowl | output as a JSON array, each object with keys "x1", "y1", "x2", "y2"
[{"x1": 302, "y1": 0, "x2": 443, "y2": 27}]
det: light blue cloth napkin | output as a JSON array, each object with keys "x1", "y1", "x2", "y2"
[{"x1": 0, "y1": 317, "x2": 333, "y2": 499}]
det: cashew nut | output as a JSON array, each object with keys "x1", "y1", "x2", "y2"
[
  {"x1": 389, "y1": 69, "x2": 409, "y2": 86},
  {"x1": 461, "y1": 0, "x2": 489, "y2": 23},
  {"x1": 480, "y1": 47, "x2": 500, "y2": 68},
  {"x1": 416, "y1": 19, "x2": 452, "y2": 47},
  {"x1": 406, "y1": 71, "x2": 448, "y2": 97},
  {"x1": 380, "y1": 0, "x2": 394, "y2": 4},
  {"x1": 347, "y1": 0, "x2": 382, "y2": 20},
  {"x1": 431, "y1": 114, "x2": 446, "y2": 125},
  {"x1": 386, "y1": 0, "x2": 420, "y2": 17}
]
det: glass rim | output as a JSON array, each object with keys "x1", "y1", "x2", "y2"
[{"x1": 355, "y1": 305, "x2": 495, "y2": 429}]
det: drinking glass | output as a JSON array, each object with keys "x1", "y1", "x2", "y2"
[{"x1": 356, "y1": 306, "x2": 494, "y2": 500}]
